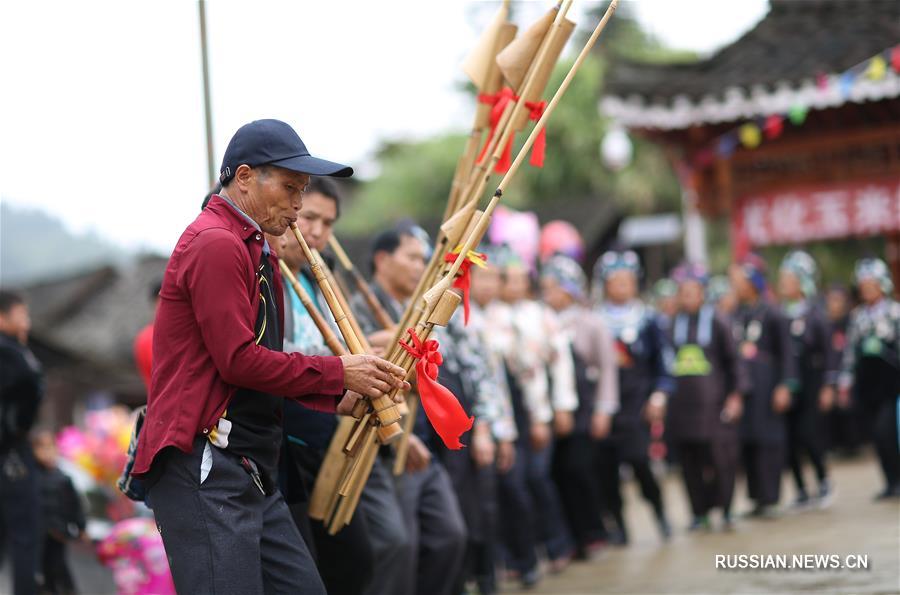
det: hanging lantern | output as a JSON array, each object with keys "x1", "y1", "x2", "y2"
[
  {"x1": 739, "y1": 123, "x2": 762, "y2": 148},
  {"x1": 764, "y1": 115, "x2": 784, "y2": 140},
  {"x1": 600, "y1": 125, "x2": 633, "y2": 171},
  {"x1": 839, "y1": 72, "x2": 855, "y2": 99},
  {"x1": 867, "y1": 55, "x2": 887, "y2": 80},
  {"x1": 716, "y1": 134, "x2": 738, "y2": 157},
  {"x1": 788, "y1": 104, "x2": 809, "y2": 126}
]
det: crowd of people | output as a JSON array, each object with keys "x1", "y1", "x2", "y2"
[
  {"x1": 2, "y1": 119, "x2": 898, "y2": 595},
  {"x1": 252, "y1": 173, "x2": 899, "y2": 594}
]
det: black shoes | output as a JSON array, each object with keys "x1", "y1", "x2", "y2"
[{"x1": 874, "y1": 484, "x2": 900, "y2": 501}]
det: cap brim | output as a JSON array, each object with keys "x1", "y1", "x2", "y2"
[{"x1": 269, "y1": 154, "x2": 353, "y2": 178}]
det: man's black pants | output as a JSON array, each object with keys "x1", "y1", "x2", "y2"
[
  {"x1": 0, "y1": 445, "x2": 41, "y2": 595},
  {"x1": 147, "y1": 439, "x2": 324, "y2": 595},
  {"x1": 41, "y1": 536, "x2": 76, "y2": 595}
]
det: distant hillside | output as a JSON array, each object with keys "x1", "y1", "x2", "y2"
[{"x1": 0, "y1": 202, "x2": 132, "y2": 286}]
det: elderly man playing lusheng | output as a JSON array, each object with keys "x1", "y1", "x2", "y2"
[{"x1": 130, "y1": 119, "x2": 408, "y2": 595}]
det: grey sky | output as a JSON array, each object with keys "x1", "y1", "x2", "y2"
[{"x1": 0, "y1": 0, "x2": 767, "y2": 253}]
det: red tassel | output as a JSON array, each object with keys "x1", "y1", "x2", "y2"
[
  {"x1": 525, "y1": 100, "x2": 547, "y2": 168},
  {"x1": 477, "y1": 87, "x2": 517, "y2": 166},
  {"x1": 495, "y1": 138, "x2": 514, "y2": 173},
  {"x1": 399, "y1": 329, "x2": 474, "y2": 449},
  {"x1": 477, "y1": 90, "x2": 548, "y2": 172},
  {"x1": 443, "y1": 251, "x2": 487, "y2": 325},
  {"x1": 530, "y1": 127, "x2": 546, "y2": 168}
]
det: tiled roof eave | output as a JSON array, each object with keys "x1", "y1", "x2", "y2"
[{"x1": 600, "y1": 71, "x2": 900, "y2": 130}]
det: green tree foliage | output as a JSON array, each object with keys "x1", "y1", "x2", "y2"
[{"x1": 339, "y1": 135, "x2": 465, "y2": 234}]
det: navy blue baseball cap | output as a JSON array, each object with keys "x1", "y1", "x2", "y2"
[{"x1": 219, "y1": 119, "x2": 353, "y2": 185}]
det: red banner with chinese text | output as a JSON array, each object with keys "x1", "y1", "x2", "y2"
[{"x1": 733, "y1": 178, "x2": 900, "y2": 249}]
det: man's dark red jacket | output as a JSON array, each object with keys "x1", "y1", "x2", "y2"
[{"x1": 132, "y1": 195, "x2": 344, "y2": 476}]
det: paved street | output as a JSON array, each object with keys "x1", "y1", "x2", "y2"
[
  {"x1": 503, "y1": 454, "x2": 900, "y2": 595},
  {"x1": 2, "y1": 454, "x2": 897, "y2": 595}
]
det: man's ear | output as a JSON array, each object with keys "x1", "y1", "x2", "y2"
[
  {"x1": 233, "y1": 164, "x2": 254, "y2": 193},
  {"x1": 373, "y1": 250, "x2": 389, "y2": 274}
]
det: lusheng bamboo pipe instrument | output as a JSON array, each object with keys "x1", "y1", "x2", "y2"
[
  {"x1": 328, "y1": 236, "x2": 395, "y2": 332},
  {"x1": 316, "y1": 0, "x2": 620, "y2": 532},
  {"x1": 328, "y1": 235, "x2": 424, "y2": 469},
  {"x1": 387, "y1": 0, "x2": 575, "y2": 364},
  {"x1": 390, "y1": 0, "x2": 619, "y2": 401},
  {"x1": 316, "y1": 248, "x2": 411, "y2": 423},
  {"x1": 280, "y1": 257, "x2": 380, "y2": 523},
  {"x1": 312, "y1": 248, "x2": 372, "y2": 353},
  {"x1": 309, "y1": 245, "x2": 409, "y2": 419},
  {"x1": 444, "y1": 1, "x2": 517, "y2": 222},
  {"x1": 441, "y1": 0, "x2": 620, "y2": 290},
  {"x1": 289, "y1": 223, "x2": 403, "y2": 443},
  {"x1": 321, "y1": 237, "x2": 409, "y2": 419},
  {"x1": 278, "y1": 259, "x2": 347, "y2": 357}
]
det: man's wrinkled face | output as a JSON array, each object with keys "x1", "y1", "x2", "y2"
[
  {"x1": 380, "y1": 235, "x2": 427, "y2": 299},
  {"x1": 296, "y1": 193, "x2": 337, "y2": 253},
  {"x1": 246, "y1": 167, "x2": 310, "y2": 236},
  {"x1": 0, "y1": 303, "x2": 30, "y2": 344}
]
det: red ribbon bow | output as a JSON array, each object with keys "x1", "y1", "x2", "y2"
[
  {"x1": 476, "y1": 87, "x2": 547, "y2": 173},
  {"x1": 443, "y1": 250, "x2": 487, "y2": 325},
  {"x1": 399, "y1": 329, "x2": 474, "y2": 450}
]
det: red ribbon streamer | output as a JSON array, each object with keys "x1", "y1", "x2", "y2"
[
  {"x1": 526, "y1": 100, "x2": 547, "y2": 169},
  {"x1": 443, "y1": 250, "x2": 487, "y2": 325},
  {"x1": 399, "y1": 329, "x2": 474, "y2": 450},
  {"x1": 476, "y1": 87, "x2": 547, "y2": 173}
]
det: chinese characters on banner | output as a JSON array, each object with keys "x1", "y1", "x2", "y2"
[{"x1": 733, "y1": 178, "x2": 900, "y2": 247}]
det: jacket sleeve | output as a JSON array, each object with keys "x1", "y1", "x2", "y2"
[
  {"x1": 591, "y1": 315, "x2": 620, "y2": 416},
  {"x1": 546, "y1": 309, "x2": 578, "y2": 413},
  {"x1": 66, "y1": 476, "x2": 87, "y2": 534},
  {"x1": 0, "y1": 344, "x2": 44, "y2": 443},
  {"x1": 649, "y1": 316, "x2": 676, "y2": 395},
  {"x1": 178, "y1": 229, "x2": 344, "y2": 407},
  {"x1": 717, "y1": 314, "x2": 746, "y2": 396},
  {"x1": 838, "y1": 309, "x2": 860, "y2": 388},
  {"x1": 815, "y1": 308, "x2": 838, "y2": 386},
  {"x1": 771, "y1": 307, "x2": 798, "y2": 389}
]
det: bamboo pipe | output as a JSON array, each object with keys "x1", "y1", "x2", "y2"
[
  {"x1": 328, "y1": 236, "x2": 395, "y2": 332},
  {"x1": 323, "y1": 0, "x2": 621, "y2": 534},
  {"x1": 431, "y1": 0, "x2": 620, "y2": 303},
  {"x1": 388, "y1": 2, "x2": 574, "y2": 357},
  {"x1": 328, "y1": 424, "x2": 379, "y2": 533},
  {"x1": 457, "y1": 0, "x2": 574, "y2": 217},
  {"x1": 392, "y1": 395, "x2": 419, "y2": 476},
  {"x1": 310, "y1": 246, "x2": 403, "y2": 420},
  {"x1": 290, "y1": 223, "x2": 403, "y2": 442},
  {"x1": 308, "y1": 418, "x2": 355, "y2": 520},
  {"x1": 321, "y1": 0, "x2": 619, "y2": 526},
  {"x1": 323, "y1": 237, "x2": 409, "y2": 419},
  {"x1": 278, "y1": 259, "x2": 347, "y2": 357},
  {"x1": 312, "y1": 248, "x2": 371, "y2": 352}
]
